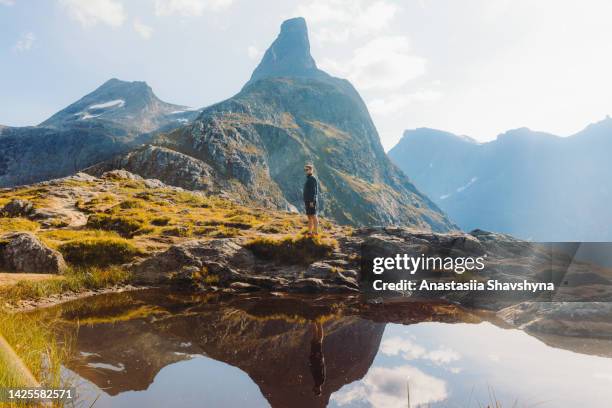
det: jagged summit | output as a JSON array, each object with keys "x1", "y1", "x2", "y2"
[{"x1": 246, "y1": 17, "x2": 328, "y2": 86}]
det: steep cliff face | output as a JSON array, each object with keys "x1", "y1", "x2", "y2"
[
  {"x1": 0, "y1": 79, "x2": 200, "y2": 188},
  {"x1": 95, "y1": 18, "x2": 454, "y2": 230}
]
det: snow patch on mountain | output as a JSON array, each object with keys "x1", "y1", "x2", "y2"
[
  {"x1": 440, "y1": 177, "x2": 478, "y2": 200},
  {"x1": 89, "y1": 99, "x2": 126, "y2": 110},
  {"x1": 457, "y1": 177, "x2": 478, "y2": 193}
]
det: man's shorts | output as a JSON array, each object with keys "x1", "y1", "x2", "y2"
[{"x1": 305, "y1": 201, "x2": 317, "y2": 215}]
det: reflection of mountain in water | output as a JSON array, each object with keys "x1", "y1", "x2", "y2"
[
  {"x1": 37, "y1": 290, "x2": 612, "y2": 407},
  {"x1": 45, "y1": 291, "x2": 395, "y2": 407}
]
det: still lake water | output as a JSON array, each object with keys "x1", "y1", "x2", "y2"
[{"x1": 33, "y1": 289, "x2": 612, "y2": 408}]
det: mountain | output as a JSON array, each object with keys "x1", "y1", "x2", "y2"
[
  {"x1": 88, "y1": 17, "x2": 454, "y2": 230},
  {"x1": 0, "y1": 79, "x2": 201, "y2": 187},
  {"x1": 388, "y1": 119, "x2": 612, "y2": 240},
  {"x1": 40, "y1": 78, "x2": 196, "y2": 132}
]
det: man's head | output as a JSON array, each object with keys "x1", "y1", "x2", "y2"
[{"x1": 304, "y1": 164, "x2": 314, "y2": 175}]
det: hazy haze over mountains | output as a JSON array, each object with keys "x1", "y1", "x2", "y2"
[{"x1": 389, "y1": 119, "x2": 612, "y2": 241}]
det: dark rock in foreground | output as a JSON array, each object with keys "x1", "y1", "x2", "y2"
[{"x1": 0, "y1": 232, "x2": 67, "y2": 274}]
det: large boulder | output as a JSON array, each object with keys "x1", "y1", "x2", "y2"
[{"x1": 0, "y1": 232, "x2": 67, "y2": 274}]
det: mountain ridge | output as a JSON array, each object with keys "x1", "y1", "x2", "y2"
[
  {"x1": 0, "y1": 78, "x2": 202, "y2": 187},
  {"x1": 389, "y1": 117, "x2": 612, "y2": 240}
]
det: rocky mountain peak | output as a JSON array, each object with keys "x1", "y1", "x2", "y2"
[
  {"x1": 39, "y1": 78, "x2": 188, "y2": 132},
  {"x1": 246, "y1": 17, "x2": 327, "y2": 86},
  {"x1": 96, "y1": 78, "x2": 155, "y2": 99}
]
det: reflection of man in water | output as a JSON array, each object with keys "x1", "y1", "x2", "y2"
[{"x1": 309, "y1": 320, "x2": 326, "y2": 396}]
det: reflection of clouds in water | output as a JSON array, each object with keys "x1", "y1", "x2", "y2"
[
  {"x1": 381, "y1": 336, "x2": 461, "y2": 365},
  {"x1": 425, "y1": 348, "x2": 460, "y2": 365},
  {"x1": 332, "y1": 365, "x2": 447, "y2": 407},
  {"x1": 381, "y1": 337, "x2": 425, "y2": 359}
]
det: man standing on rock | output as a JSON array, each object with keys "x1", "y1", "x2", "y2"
[{"x1": 303, "y1": 164, "x2": 319, "y2": 236}]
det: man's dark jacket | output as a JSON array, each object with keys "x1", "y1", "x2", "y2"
[{"x1": 303, "y1": 174, "x2": 318, "y2": 203}]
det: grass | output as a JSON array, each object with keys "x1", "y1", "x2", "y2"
[
  {"x1": 86, "y1": 213, "x2": 146, "y2": 237},
  {"x1": 0, "y1": 306, "x2": 72, "y2": 406},
  {"x1": 39, "y1": 228, "x2": 123, "y2": 248},
  {"x1": 0, "y1": 218, "x2": 40, "y2": 234},
  {"x1": 0, "y1": 266, "x2": 130, "y2": 306},
  {"x1": 246, "y1": 234, "x2": 338, "y2": 265},
  {"x1": 162, "y1": 226, "x2": 193, "y2": 237},
  {"x1": 58, "y1": 237, "x2": 143, "y2": 267}
]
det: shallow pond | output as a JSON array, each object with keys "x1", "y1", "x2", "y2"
[{"x1": 33, "y1": 289, "x2": 612, "y2": 407}]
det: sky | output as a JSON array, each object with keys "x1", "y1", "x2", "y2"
[{"x1": 2, "y1": 0, "x2": 612, "y2": 150}]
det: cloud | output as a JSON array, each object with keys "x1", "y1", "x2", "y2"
[
  {"x1": 154, "y1": 0, "x2": 233, "y2": 16},
  {"x1": 133, "y1": 18, "x2": 153, "y2": 39},
  {"x1": 380, "y1": 336, "x2": 461, "y2": 365},
  {"x1": 332, "y1": 365, "x2": 448, "y2": 407},
  {"x1": 295, "y1": 0, "x2": 398, "y2": 43},
  {"x1": 59, "y1": 0, "x2": 126, "y2": 28},
  {"x1": 425, "y1": 348, "x2": 461, "y2": 365},
  {"x1": 369, "y1": 89, "x2": 443, "y2": 116},
  {"x1": 13, "y1": 32, "x2": 36, "y2": 52},
  {"x1": 247, "y1": 45, "x2": 262, "y2": 60},
  {"x1": 380, "y1": 336, "x2": 426, "y2": 359},
  {"x1": 320, "y1": 36, "x2": 426, "y2": 91},
  {"x1": 0, "y1": 0, "x2": 15, "y2": 6}
]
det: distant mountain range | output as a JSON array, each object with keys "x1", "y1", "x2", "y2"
[
  {"x1": 389, "y1": 120, "x2": 612, "y2": 241},
  {"x1": 0, "y1": 17, "x2": 454, "y2": 231},
  {"x1": 0, "y1": 79, "x2": 201, "y2": 187}
]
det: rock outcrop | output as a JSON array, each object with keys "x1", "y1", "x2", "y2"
[
  {"x1": 131, "y1": 238, "x2": 360, "y2": 293},
  {"x1": 126, "y1": 226, "x2": 611, "y2": 315},
  {"x1": 86, "y1": 145, "x2": 215, "y2": 192},
  {"x1": 1, "y1": 199, "x2": 35, "y2": 218},
  {"x1": 0, "y1": 232, "x2": 67, "y2": 273}
]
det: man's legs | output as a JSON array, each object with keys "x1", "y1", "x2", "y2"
[
  {"x1": 313, "y1": 214, "x2": 319, "y2": 235},
  {"x1": 307, "y1": 215, "x2": 313, "y2": 235}
]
